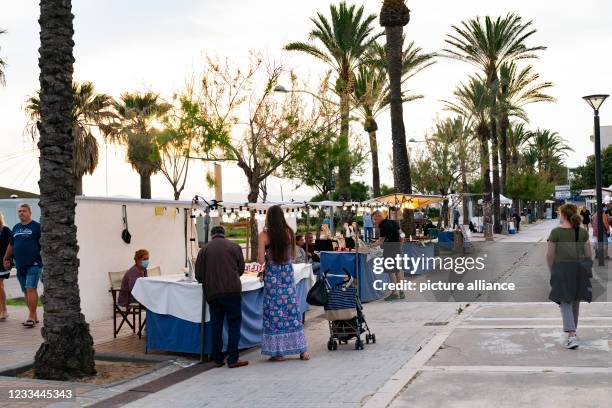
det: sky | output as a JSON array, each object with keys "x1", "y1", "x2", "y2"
[{"x1": 1, "y1": 0, "x2": 611, "y2": 201}]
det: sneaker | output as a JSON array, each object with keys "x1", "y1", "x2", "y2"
[
  {"x1": 564, "y1": 336, "x2": 578, "y2": 349},
  {"x1": 399, "y1": 292, "x2": 406, "y2": 300},
  {"x1": 384, "y1": 294, "x2": 399, "y2": 302}
]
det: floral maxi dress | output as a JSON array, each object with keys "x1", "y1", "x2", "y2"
[{"x1": 261, "y1": 259, "x2": 308, "y2": 356}]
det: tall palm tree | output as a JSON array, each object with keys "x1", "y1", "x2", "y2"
[
  {"x1": 498, "y1": 63, "x2": 555, "y2": 194},
  {"x1": 25, "y1": 81, "x2": 116, "y2": 195},
  {"x1": 443, "y1": 76, "x2": 494, "y2": 226},
  {"x1": 286, "y1": 1, "x2": 380, "y2": 199},
  {"x1": 109, "y1": 92, "x2": 170, "y2": 199},
  {"x1": 353, "y1": 40, "x2": 435, "y2": 196},
  {"x1": 0, "y1": 28, "x2": 6, "y2": 86},
  {"x1": 34, "y1": 0, "x2": 96, "y2": 380},
  {"x1": 380, "y1": 0, "x2": 412, "y2": 197},
  {"x1": 527, "y1": 129, "x2": 572, "y2": 182},
  {"x1": 444, "y1": 13, "x2": 545, "y2": 233}
]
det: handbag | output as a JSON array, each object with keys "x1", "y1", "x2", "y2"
[
  {"x1": 574, "y1": 227, "x2": 593, "y2": 302},
  {"x1": 307, "y1": 276, "x2": 329, "y2": 306}
]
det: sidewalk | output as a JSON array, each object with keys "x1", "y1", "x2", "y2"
[
  {"x1": 384, "y1": 302, "x2": 612, "y2": 408},
  {"x1": 122, "y1": 302, "x2": 461, "y2": 408}
]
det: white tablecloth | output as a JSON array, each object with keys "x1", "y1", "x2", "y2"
[{"x1": 132, "y1": 263, "x2": 314, "y2": 323}]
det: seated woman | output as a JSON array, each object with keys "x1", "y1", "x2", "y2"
[{"x1": 117, "y1": 249, "x2": 149, "y2": 307}]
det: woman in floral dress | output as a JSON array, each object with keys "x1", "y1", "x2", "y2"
[{"x1": 258, "y1": 205, "x2": 309, "y2": 361}]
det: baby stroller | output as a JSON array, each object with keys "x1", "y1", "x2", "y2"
[{"x1": 323, "y1": 268, "x2": 375, "y2": 350}]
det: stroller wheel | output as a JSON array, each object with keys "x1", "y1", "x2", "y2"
[
  {"x1": 355, "y1": 338, "x2": 364, "y2": 350},
  {"x1": 365, "y1": 335, "x2": 370, "y2": 344},
  {"x1": 371, "y1": 334, "x2": 376, "y2": 344},
  {"x1": 332, "y1": 340, "x2": 338, "y2": 350},
  {"x1": 327, "y1": 339, "x2": 333, "y2": 351}
]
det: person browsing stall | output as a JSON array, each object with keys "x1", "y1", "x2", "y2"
[
  {"x1": 117, "y1": 249, "x2": 150, "y2": 307},
  {"x1": 195, "y1": 226, "x2": 248, "y2": 368},
  {"x1": 372, "y1": 210, "x2": 404, "y2": 301},
  {"x1": 3, "y1": 204, "x2": 41, "y2": 328}
]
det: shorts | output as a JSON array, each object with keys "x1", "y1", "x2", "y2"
[{"x1": 16, "y1": 265, "x2": 42, "y2": 292}]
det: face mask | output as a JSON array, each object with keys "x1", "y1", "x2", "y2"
[{"x1": 140, "y1": 260, "x2": 149, "y2": 269}]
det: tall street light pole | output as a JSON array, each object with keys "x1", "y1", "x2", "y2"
[{"x1": 583, "y1": 94, "x2": 609, "y2": 266}]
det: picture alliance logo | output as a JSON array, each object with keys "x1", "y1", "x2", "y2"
[{"x1": 372, "y1": 254, "x2": 488, "y2": 275}]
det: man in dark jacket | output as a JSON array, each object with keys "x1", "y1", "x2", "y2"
[{"x1": 195, "y1": 226, "x2": 248, "y2": 368}]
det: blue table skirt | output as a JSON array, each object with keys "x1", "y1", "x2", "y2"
[
  {"x1": 403, "y1": 243, "x2": 436, "y2": 275},
  {"x1": 146, "y1": 278, "x2": 310, "y2": 354}
]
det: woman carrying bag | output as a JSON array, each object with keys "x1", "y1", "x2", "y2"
[{"x1": 547, "y1": 203, "x2": 593, "y2": 349}]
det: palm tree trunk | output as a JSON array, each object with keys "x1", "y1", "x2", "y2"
[
  {"x1": 385, "y1": 26, "x2": 412, "y2": 195},
  {"x1": 34, "y1": 0, "x2": 96, "y2": 380},
  {"x1": 336, "y1": 90, "x2": 351, "y2": 201},
  {"x1": 490, "y1": 119, "x2": 502, "y2": 233},
  {"x1": 500, "y1": 117, "x2": 509, "y2": 196},
  {"x1": 386, "y1": 25, "x2": 415, "y2": 237},
  {"x1": 368, "y1": 130, "x2": 381, "y2": 197},
  {"x1": 140, "y1": 174, "x2": 151, "y2": 199}
]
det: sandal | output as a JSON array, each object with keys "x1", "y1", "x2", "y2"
[
  {"x1": 0, "y1": 315, "x2": 7, "y2": 322},
  {"x1": 268, "y1": 356, "x2": 286, "y2": 362},
  {"x1": 22, "y1": 320, "x2": 35, "y2": 328},
  {"x1": 300, "y1": 352, "x2": 310, "y2": 361}
]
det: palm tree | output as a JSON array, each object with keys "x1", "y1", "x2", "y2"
[
  {"x1": 497, "y1": 63, "x2": 555, "y2": 194},
  {"x1": 444, "y1": 76, "x2": 494, "y2": 221},
  {"x1": 353, "y1": 41, "x2": 435, "y2": 196},
  {"x1": 25, "y1": 81, "x2": 116, "y2": 195},
  {"x1": 34, "y1": 0, "x2": 96, "y2": 380},
  {"x1": 109, "y1": 92, "x2": 170, "y2": 199},
  {"x1": 285, "y1": 1, "x2": 380, "y2": 199},
  {"x1": 444, "y1": 13, "x2": 545, "y2": 233},
  {"x1": 379, "y1": 0, "x2": 412, "y2": 197},
  {"x1": 0, "y1": 28, "x2": 6, "y2": 86},
  {"x1": 527, "y1": 129, "x2": 572, "y2": 182}
]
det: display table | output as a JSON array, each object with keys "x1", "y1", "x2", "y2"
[
  {"x1": 403, "y1": 242, "x2": 435, "y2": 275},
  {"x1": 319, "y1": 252, "x2": 390, "y2": 303},
  {"x1": 132, "y1": 264, "x2": 314, "y2": 354}
]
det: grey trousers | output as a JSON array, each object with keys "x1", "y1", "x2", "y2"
[{"x1": 560, "y1": 301, "x2": 580, "y2": 332}]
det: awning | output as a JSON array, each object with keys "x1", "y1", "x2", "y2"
[{"x1": 365, "y1": 193, "x2": 445, "y2": 209}]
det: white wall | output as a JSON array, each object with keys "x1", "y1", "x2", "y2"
[{"x1": 76, "y1": 198, "x2": 197, "y2": 322}]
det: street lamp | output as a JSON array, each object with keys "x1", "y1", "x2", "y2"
[{"x1": 583, "y1": 93, "x2": 609, "y2": 266}]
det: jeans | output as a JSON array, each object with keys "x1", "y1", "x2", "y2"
[
  {"x1": 16, "y1": 265, "x2": 42, "y2": 293},
  {"x1": 560, "y1": 301, "x2": 580, "y2": 332},
  {"x1": 364, "y1": 227, "x2": 373, "y2": 242},
  {"x1": 209, "y1": 294, "x2": 242, "y2": 364}
]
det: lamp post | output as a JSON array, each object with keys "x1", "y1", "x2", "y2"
[{"x1": 583, "y1": 94, "x2": 609, "y2": 266}]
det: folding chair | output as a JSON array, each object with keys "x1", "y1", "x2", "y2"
[{"x1": 108, "y1": 271, "x2": 146, "y2": 339}]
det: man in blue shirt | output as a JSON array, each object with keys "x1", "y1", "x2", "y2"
[{"x1": 3, "y1": 203, "x2": 42, "y2": 327}]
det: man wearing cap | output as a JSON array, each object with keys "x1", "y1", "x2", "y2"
[{"x1": 195, "y1": 226, "x2": 248, "y2": 368}]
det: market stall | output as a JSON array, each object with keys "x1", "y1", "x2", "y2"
[{"x1": 132, "y1": 263, "x2": 314, "y2": 354}]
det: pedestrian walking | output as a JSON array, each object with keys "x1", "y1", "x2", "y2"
[
  {"x1": 452, "y1": 208, "x2": 460, "y2": 229},
  {"x1": 195, "y1": 226, "x2": 248, "y2": 368},
  {"x1": 547, "y1": 203, "x2": 592, "y2": 349},
  {"x1": 2, "y1": 204, "x2": 41, "y2": 328},
  {"x1": 0, "y1": 211, "x2": 11, "y2": 322},
  {"x1": 591, "y1": 204, "x2": 610, "y2": 260},
  {"x1": 258, "y1": 205, "x2": 309, "y2": 361},
  {"x1": 580, "y1": 207, "x2": 591, "y2": 233}
]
